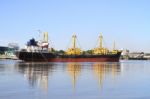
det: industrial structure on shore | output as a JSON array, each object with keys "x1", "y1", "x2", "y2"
[
  {"x1": 0, "y1": 43, "x2": 19, "y2": 59},
  {"x1": 121, "y1": 50, "x2": 150, "y2": 60}
]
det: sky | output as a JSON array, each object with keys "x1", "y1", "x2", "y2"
[{"x1": 0, "y1": 0, "x2": 150, "y2": 52}]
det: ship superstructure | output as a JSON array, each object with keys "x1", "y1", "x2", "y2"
[{"x1": 25, "y1": 32, "x2": 49, "y2": 52}]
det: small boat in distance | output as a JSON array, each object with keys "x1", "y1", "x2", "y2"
[{"x1": 15, "y1": 32, "x2": 122, "y2": 62}]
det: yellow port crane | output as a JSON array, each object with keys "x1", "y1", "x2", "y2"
[{"x1": 66, "y1": 34, "x2": 81, "y2": 55}]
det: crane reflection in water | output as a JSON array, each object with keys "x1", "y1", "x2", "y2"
[
  {"x1": 93, "y1": 62, "x2": 121, "y2": 89},
  {"x1": 67, "y1": 63, "x2": 81, "y2": 91}
]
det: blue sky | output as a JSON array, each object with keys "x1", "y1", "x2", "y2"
[{"x1": 0, "y1": 0, "x2": 150, "y2": 52}]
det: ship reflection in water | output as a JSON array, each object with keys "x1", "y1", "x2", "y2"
[
  {"x1": 15, "y1": 62, "x2": 54, "y2": 92},
  {"x1": 15, "y1": 62, "x2": 121, "y2": 93},
  {"x1": 1, "y1": 60, "x2": 150, "y2": 99}
]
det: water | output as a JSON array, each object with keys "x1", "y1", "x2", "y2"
[{"x1": 0, "y1": 60, "x2": 150, "y2": 99}]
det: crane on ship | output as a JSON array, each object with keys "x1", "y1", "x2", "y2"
[
  {"x1": 65, "y1": 34, "x2": 82, "y2": 55},
  {"x1": 93, "y1": 33, "x2": 109, "y2": 54},
  {"x1": 93, "y1": 33, "x2": 120, "y2": 55}
]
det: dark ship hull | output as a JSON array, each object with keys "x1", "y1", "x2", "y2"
[{"x1": 16, "y1": 51, "x2": 122, "y2": 62}]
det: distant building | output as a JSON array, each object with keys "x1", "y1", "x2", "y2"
[
  {"x1": 8, "y1": 43, "x2": 19, "y2": 50},
  {"x1": 0, "y1": 45, "x2": 18, "y2": 59},
  {"x1": 0, "y1": 46, "x2": 9, "y2": 55},
  {"x1": 0, "y1": 43, "x2": 19, "y2": 53},
  {"x1": 121, "y1": 49, "x2": 129, "y2": 59},
  {"x1": 129, "y1": 52, "x2": 144, "y2": 58},
  {"x1": 143, "y1": 53, "x2": 150, "y2": 59},
  {"x1": 121, "y1": 50, "x2": 150, "y2": 60},
  {"x1": 121, "y1": 49, "x2": 129, "y2": 56}
]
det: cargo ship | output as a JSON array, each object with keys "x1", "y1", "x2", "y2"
[{"x1": 15, "y1": 32, "x2": 122, "y2": 62}]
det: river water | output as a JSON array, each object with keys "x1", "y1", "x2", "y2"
[{"x1": 0, "y1": 60, "x2": 150, "y2": 99}]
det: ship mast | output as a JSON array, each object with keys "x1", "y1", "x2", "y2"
[
  {"x1": 112, "y1": 40, "x2": 119, "y2": 54},
  {"x1": 113, "y1": 41, "x2": 115, "y2": 50},
  {"x1": 99, "y1": 33, "x2": 103, "y2": 48},
  {"x1": 72, "y1": 34, "x2": 76, "y2": 49},
  {"x1": 43, "y1": 32, "x2": 48, "y2": 43}
]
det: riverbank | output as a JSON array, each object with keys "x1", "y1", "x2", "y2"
[{"x1": 0, "y1": 55, "x2": 18, "y2": 60}]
